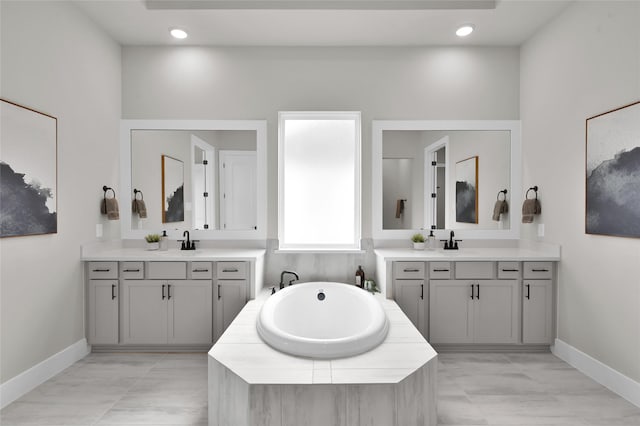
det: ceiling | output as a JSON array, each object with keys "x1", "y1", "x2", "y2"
[{"x1": 73, "y1": 0, "x2": 571, "y2": 47}]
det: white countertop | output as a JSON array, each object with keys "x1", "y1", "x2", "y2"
[
  {"x1": 208, "y1": 290, "x2": 437, "y2": 385},
  {"x1": 81, "y1": 246, "x2": 266, "y2": 261},
  {"x1": 375, "y1": 246, "x2": 560, "y2": 262}
]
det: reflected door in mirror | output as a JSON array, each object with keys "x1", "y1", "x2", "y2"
[{"x1": 219, "y1": 151, "x2": 257, "y2": 230}]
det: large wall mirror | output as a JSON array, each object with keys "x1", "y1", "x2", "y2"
[
  {"x1": 121, "y1": 120, "x2": 267, "y2": 240},
  {"x1": 372, "y1": 120, "x2": 521, "y2": 240}
]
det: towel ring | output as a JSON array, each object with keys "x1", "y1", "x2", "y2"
[
  {"x1": 526, "y1": 186, "x2": 538, "y2": 200},
  {"x1": 103, "y1": 185, "x2": 116, "y2": 199},
  {"x1": 133, "y1": 188, "x2": 144, "y2": 200},
  {"x1": 497, "y1": 189, "x2": 507, "y2": 201}
]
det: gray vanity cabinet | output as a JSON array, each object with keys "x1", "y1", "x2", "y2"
[
  {"x1": 429, "y1": 262, "x2": 519, "y2": 345},
  {"x1": 429, "y1": 279, "x2": 518, "y2": 344},
  {"x1": 522, "y1": 262, "x2": 554, "y2": 344},
  {"x1": 87, "y1": 262, "x2": 119, "y2": 345},
  {"x1": 167, "y1": 280, "x2": 212, "y2": 344},
  {"x1": 429, "y1": 280, "x2": 473, "y2": 343},
  {"x1": 213, "y1": 262, "x2": 249, "y2": 342},
  {"x1": 392, "y1": 262, "x2": 427, "y2": 336},
  {"x1": 122, "y1": 279, "x2": 213, "y2": 345},
  {"x1": 121, "y1": 261, "x2": 213, "y2": 345},
  {"x1": 88, "y1": 280, "x2": 119, "y2": 344},
  {"x1": 122, "y1": 280, "x2": 168, "y2": 344}
]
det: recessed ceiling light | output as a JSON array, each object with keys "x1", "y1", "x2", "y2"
[
  {"x1": 456, "y1": 24, "x2": 475, "y2": 37},
  {"x1": 170, "y1": 28, "x2": 188, "y2": 39}
]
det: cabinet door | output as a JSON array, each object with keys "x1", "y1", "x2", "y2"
[
  {"x1": 88, "y1": 280, "x2": 119, "y2": 344},
  {"x1": 122, "y1": 280, "x2": 167, "y2": 344},
  {"x1": 429, "y1": 280, "x2": 474, "y2": 344},
  {"x1": 394, "y1": 280, "x2": 426, "y2": 337},
  {"x1": 523, "y1": 280, "x2": 553, "y2": 344},
  {"x1": 167, "y1": 280, "x2": 213, "y2": 344},
  {"x1": 214, "y1": 280, "x2": 247, "y2": 341},
  {"x1": 474, "y1": 280, "x2": 519, "y2": 344}
]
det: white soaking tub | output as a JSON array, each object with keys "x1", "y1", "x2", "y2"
[{"x1": 256, "y1": 282, "x2": 389, "y2": 359}]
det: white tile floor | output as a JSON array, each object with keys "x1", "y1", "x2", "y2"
[{"x1": 1, "y1": 352, "x2": 639, "y2": 426}]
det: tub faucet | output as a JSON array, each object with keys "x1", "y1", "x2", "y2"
[{"x1": 279, "y1": 270, "x2": 299, "y2": 289}]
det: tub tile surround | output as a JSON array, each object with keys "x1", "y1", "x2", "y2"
[{"x1": 209, "y1": 292, "x2": 438, "y2": 426}]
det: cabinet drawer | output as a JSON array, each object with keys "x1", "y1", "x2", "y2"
[
  {"x1": 394, "y1": 262, "x2": 425, "y2": 279},
  {"x1": 121, "y1": 262, "x2": 144, "y2": 279},
  {"x1": 88, "y1": 262, "x2": 118, "y2": 279},
  {"x1": 455, "y1": 262, "x2": 495, "y2": 280},
  {"x1": 147, "y1": 262, "x2": 187, "y2": 280},
  {"x1": 524, "y1": 262, "x2": 553, "y2": 279},
  {"x1": 497, "y1": 262, "x2": 520, "y2": 279},
  {"x1": 216, "y1": 262, "x2": 247, "y2": 279},
  {"x1": 429, "y1": 262, "x2": 452, "y2": 279},
  {"x1": 191, "y1": 262, "x2": 213, "y2": 280}
]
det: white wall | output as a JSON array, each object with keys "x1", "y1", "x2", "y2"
[
  {"x1": 122, "y1": 46, "x2": 520, "y2": 242},
  {"x1": 0, "y1": 1, "x2": 121, "y2": 383},
  {"x1": 122, "y1": 46, "x2": 520, "y2": 285},
  {"x1": 521, "y1": 1, "x2": 640, "y2": 382}
]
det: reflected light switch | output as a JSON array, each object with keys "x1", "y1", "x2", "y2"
[
  {"x1": 185, "y1": 202, "x2": 192, "y2": 212},
  {"x1": 96, "y1": 223, "x2": 103, "y2": 238},
  {"x1": 537, "y1": 223, "x2": 545, "y2": 237}
]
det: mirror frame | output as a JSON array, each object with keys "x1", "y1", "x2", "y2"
[
  {"x1": 372, "y1": 120, "x2": 522, "y2": 240},
  {"x1": 120, "y1": 119, "x2": 267, "y2": 240}
]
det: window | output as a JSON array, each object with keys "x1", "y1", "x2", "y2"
[{"x1": 278, "y1": 111, "x2": 361, "y2": 250}]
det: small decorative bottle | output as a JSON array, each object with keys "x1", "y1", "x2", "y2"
[{"x1": 355, "y1": 265, "x2": 365, "y2": 288}]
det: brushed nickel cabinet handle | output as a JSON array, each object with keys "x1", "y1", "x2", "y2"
[
  {"x1": 433, "y1": 268, "x2": 449, "y2": 272},
  {"x1": 404, "y1": 268, "x2": 420, "y2": 272},
  {"x1": 222, "y1": 268, "x2": 238, "y2": 273},
  {"x1": 501, "y1": 269, "x2": 518, "y2": 272},
  {"x1": 123, "y1": 269, "x2": 140, "y2": 272},
  {"x1": 193, "y1": 269, "x2": 209, "y2": 272},
  {"x1": 93, "y1": 268, "x2": 110, "y2": 272},
  {"x1": 111, "y1": 284, "x2": 116, "y2": 300}
]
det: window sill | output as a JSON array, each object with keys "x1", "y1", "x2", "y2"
[{"x1": 274, "y1": 249, "x2": 366, "y2": 254}]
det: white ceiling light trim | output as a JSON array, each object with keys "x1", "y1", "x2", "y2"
[
  {"x1": 170, "y1": 28, "x2": 188, "y2": 39},
  {"x1": 456, "y1": 24, "x2": 474, "y2": 37}
]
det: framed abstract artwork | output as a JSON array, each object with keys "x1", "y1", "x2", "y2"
[
  {"x1": 0, "y1": 99, "x2": 57, "y2": 238},
  {"x1": 586, "y1": 101, "x2": 640, "y2": 238},
  {"x1": 455, "y1": 156, "x2": 478, "y2": 224},
  {"x1": 161, "y1": 154, "x2": 184, "y2": 223}
]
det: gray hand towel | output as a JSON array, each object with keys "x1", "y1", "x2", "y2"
[
  {"x1": 492, "y1": 200, "x2": 509, "y2": 221},
  {"x1": 132, "y1": 199, "x2": 147, "y2": 219},
  {"x1": 101, "y1": 197, "x2": 119, "y2": 220},
  {"x1": 522, "y1": 199, "x2": 541, "y2": 223}
]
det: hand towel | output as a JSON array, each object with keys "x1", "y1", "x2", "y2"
[
  {"x1": 132, "y1": 199, "x2": 147, "y2": 219},
  {"x1": 522, "y1": 199, "x2": 541, "y2": 223},
  {"x1": 492, "y1": 200, "x2": 509, "y2": 221},
  {"x1": 101, "y1": 196, "x2": 119, "y2": 220},
  {"x1": 395, "y1": 199, "x2": 405, "y2": 218}
]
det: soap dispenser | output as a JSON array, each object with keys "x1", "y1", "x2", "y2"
[
  {"x1": 427, "y1": 230, "x2": 437, "y2": 250},
  {"x1": 355, "y1": 265, "x2": 365, "y2": 288},
  {"x1": 159, "y1": 230, "x2": 169, "y2": 251}
]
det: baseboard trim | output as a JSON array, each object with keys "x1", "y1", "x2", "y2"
[
  {"x1": 552, "y1": 338, "x2": 640, "y2": 408},
  {"x1": 0, "y1": 338, "x2": 90, "y2": 409}
]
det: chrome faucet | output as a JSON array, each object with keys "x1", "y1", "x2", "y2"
[{"x1": 279, "y1": 270, "x2": 299, "y2": 289}]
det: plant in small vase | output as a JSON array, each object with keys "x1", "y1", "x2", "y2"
[
  {"x1": 411, "y1": 233, "x2": 425, "y2": 250},
  {"x1": 145, "y1": 233, "x2": 161, "y2": 250}
]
